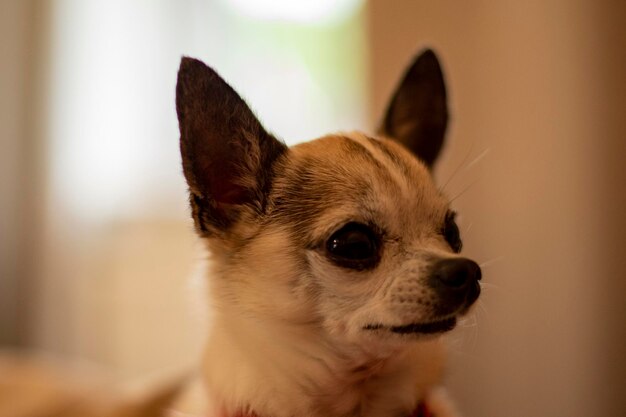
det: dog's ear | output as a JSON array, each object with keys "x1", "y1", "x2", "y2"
[
  {"x1": 379, "y1": 49, "x2": 448, "y2": 169},
  {"x1": 176, "y1": 57, "x2": 287, "y2": 236}
]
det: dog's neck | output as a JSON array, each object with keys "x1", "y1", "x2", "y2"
[{"x1": 202, "y1": 309, "x2": 446, "y2": 417}]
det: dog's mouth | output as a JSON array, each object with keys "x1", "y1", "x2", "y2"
[{"x1": 363, "y1": 317, "x2": 457, "y2": 335}]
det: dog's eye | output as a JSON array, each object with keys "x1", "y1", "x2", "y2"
[
  {"x1": 442, "y1": 211, "x2": 462, "y2": 253},
  {"x1": 326, "y1": 222, "x2": 380, "y2": 270}
]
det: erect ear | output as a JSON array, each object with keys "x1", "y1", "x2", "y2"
[
  {"x1": 379, "y1": 49, "x2": 449, "y2": 169},
  {"x1": 176, "y1": 57, "x2": 287, "y2": 236}
]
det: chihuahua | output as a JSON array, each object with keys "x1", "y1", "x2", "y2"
[{"x1": 175, "y1": 49, "x2": 481, "y2": 417}]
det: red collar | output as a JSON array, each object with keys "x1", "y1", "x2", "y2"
[{"x1": 229, "y1": 401, "x2": 432, "y2": 417}]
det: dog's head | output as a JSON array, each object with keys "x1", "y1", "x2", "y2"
[{"x1": 176, "y1": 50, "x2": 480, "y2": 351}]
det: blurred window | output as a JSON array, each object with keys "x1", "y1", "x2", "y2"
[{"x1": 47, "y1": 0, "x2": 367, "y2": 223}]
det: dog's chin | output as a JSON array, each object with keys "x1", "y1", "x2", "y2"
[{"x1": 363, "y1": 317, "x2": 457, "y2": 339}]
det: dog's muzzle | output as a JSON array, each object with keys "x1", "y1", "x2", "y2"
[{"x1": 363, "y1": 257, "x2": 482, "y2": 335}]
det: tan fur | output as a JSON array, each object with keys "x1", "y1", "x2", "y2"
[
  {"x1": 174, "y1": 49, "x2": 480, "y2": 417},
  {"x1": 199, "y1": 133, "x2": 459, "y2": 417}
]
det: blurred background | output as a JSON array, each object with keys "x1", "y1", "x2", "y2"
[{"x1": 1, "y1": 1, "x2": 624, "y2": 416}]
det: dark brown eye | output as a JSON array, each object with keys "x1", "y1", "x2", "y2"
[
  {"x1": 326, "y1": 222, "x2": 380, "y2": 270},
  {"x1": 442, "y1": 211, "x2": 462, "y2": 253}
]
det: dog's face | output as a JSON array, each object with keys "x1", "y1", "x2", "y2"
[{"x1": 176, "y1": 50, "x2": 480, "y2": 353}]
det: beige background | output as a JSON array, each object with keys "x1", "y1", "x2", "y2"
[
  {"x1": 368, "y1": 1, "x2": 625, "y2": 416},
  {"x1": 1, "y1": 1, "x2": 625, "y2": 417}
]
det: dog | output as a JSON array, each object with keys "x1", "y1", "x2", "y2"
[{"x1": 175, "y1": 49, "x2": 481, "y2": 417}]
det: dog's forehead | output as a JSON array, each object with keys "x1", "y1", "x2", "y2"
[{"x1": 270, "y1": 133, "x2": 449, "y2": 241}]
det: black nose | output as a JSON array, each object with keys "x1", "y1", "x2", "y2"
[
  {"x1": 428, "y1": 258, "x2": 481, "y2": 316},
  {"x1": 430, "y1": 258, "x2": 482, "y2": 290}
]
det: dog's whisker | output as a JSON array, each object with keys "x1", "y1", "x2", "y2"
[
  {"x1": 456, "y1": 312, "x2": 481, "y2": 351},
  {"x1": 480, "y1": 281, "x2": 514, "y2": 298},
  {"x1": 441, "y1": 141, "x2": 475, "y2": 191},
  {"x1": 458, "y1": 315, "x2": 478, "y2": 329},
  {"x1": 441, "y1": 142, "x2": 474, "y2": 190},
  {"x1": 479, "y1": 256, "x2": 504, "y2": 269},
  {"x1": 468, "y1": 302, "x2": 487, "y2": 345},
  {"x1": 467, "y1": 299, "x2": 487, "y2": 321},
  {"x1": 477, "y1": 300, "x2": 489, "y2": 317},
  {"x1": 464, "y1": 147, "x2": 490, "y2": 170},
  {"x1": 449, "y1": 178, "x2": 480, "y2": 202},
  {"x1": 479, "y1": 282, "x2": 501, "y2": 292},
  {"x1": 441, "y1": 145, "x2": 489, "y2": 195}
]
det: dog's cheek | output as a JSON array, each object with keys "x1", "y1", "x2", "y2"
[
  {"x1": 226, "y1": 228, "x2": 321, "y2": 321},
  {"x1": 305, "y1": 253, "x2": 383, "y2": 334}
]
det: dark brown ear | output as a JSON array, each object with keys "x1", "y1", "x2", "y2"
[
  {"x1": 379, "y1": 49, "x2": 449, "y2": 169},
  {"x1": 176, "y1": 57, "x2": 287, "y2": 236}
]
